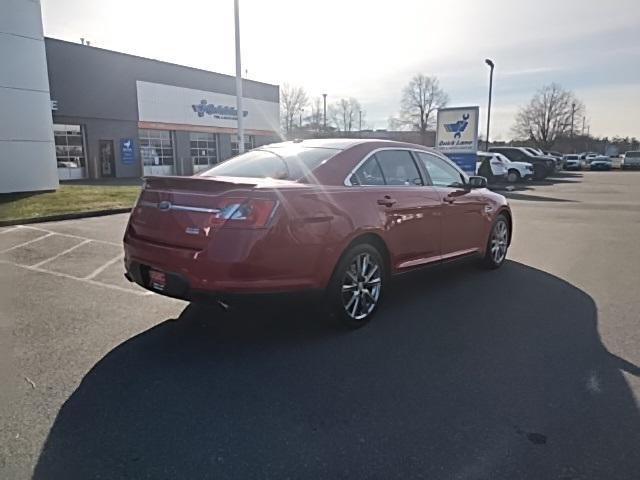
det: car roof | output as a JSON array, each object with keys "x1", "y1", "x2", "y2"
[
  {"x1": 259, "y1": 138, "x2": 444, "y2": 151},
  {"x1": 261, "y1": 138, "x2": 371, "y2": 150}
]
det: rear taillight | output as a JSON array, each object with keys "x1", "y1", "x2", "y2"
[{"x1": 210, "y1": 198, "x2": 277, "y2": 228}]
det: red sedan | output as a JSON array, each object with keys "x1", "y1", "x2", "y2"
[{"x1": 124, "y1": 139, "x2": 512, "y2": 327}]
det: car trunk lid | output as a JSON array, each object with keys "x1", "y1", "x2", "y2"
[{"x1": 128, "y1": 176, "x2": 286, "y2": 250}]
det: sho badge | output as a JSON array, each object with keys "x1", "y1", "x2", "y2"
[{"x1": 185, "y1": 227, "x2": 200, "y2": 235}]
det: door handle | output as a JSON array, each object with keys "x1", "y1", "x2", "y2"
[{"x1": 377, "y1": 196, "x2": 396, "y2": 207}]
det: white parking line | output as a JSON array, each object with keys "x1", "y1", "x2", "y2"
[
  {"x1": 18, "y1": 225, "x2": 121, "y2": 247},
  {"x1": 83, "y1": 254, "x2": 124, "y2": 280},
  {"x1": 30, "y1": 238, "x2": 92, "y2": 268},
  {"x1": 0, "y1": 227, "x2": 20, "y2": 235},
  {"x1": 0, "y1": 232, "x2": 54, "y2": 254},
  {"x1": 0, "y1": 258, "x2": 152, "y2": 297}
]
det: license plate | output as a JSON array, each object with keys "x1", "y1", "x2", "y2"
[{"x1": 149, "y1": 269, "x2": 166, "y2": 291}]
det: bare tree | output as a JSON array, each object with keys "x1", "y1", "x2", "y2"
[
  {"x1": 308, "y1": 97, "x2": 324, "y2": 132},
  {"x1": 330, "y1": 98, "x2": 362, "y2": 132},
  {"x1": 512, "y1": 83, "x2": 585, "y2": 149},
  {"x1": 280, "y1": 84, "x2": 309, "y2": 134},
  {"x1": 394, "y1": 74, "x2": 449, "y2": 133}
]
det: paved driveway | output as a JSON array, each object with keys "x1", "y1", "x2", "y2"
[{"x1": 1, "y1": 171, "x2": 639, "y2": 479}]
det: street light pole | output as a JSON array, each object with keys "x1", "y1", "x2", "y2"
[
  {"x1": 234, "y1": 0, "x2": 244, "y2": 154},
  {"x1": 484, "y1": 58, "x2": 494, "y2": 151},
  {"x1": 322, "y1": 93, "x2": 327, "y2": 131}
]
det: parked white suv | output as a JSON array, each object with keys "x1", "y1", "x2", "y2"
[
  {"x1": 622, "y1": 151, "x2": 640, "y2": 170},
  {"x1": 477, "y1": 152, "x2": 532, "y2": 183},
  {"x1": 476, "y1": 151, "x2": 507, "y2": 182}
]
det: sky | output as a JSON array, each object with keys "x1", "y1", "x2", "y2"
[{"x1": 41, "y1": 0, "x2": 640, "y2": 139}]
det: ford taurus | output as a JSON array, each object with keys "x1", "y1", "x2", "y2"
[{"x1": 124, "y1": 139, "x2": 512, "y2": 328}]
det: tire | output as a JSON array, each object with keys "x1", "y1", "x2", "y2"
[
  {"x1": 482, "y1": 214, "x2": 510, "y2": 269},
  {"x1": 326, "y1": 243, "x2": 386, "y2": 329},
  {"x1": 507, "y1": 169, "x2": 521, "y2": 183}
]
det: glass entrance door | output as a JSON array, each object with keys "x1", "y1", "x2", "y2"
[{"x1": 99, "y1": 140, "x2": 116, "y2": 178}]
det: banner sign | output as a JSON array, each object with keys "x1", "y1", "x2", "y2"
[
  {"x1": 136, "y1": 81, "x2": 279, "y2": 133},
  {"x1": 120, "y1": 138, "x2": 135, "y2": 165},
  {"x1": 436, "y1": 106, "x2": 479, "y2": 174}
]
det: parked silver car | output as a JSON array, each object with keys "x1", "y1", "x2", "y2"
[{"x1": 622, "y1": 151, "x2": 640, "y2": 170}]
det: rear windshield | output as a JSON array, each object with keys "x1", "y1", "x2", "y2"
[
  {"x1": 200, "y1": 146, "x2": 339, "y2": 180},
  {"x1": 626, "y1": 151, "x2": 640, "y2": 158}
]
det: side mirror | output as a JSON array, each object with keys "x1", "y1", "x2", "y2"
[{"x1": 467, "y1": 176, "x2": 488, "y2": 189}]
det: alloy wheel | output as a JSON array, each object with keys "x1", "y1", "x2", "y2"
[
  {"x1": 490, "y1": 220, "x2": 509, "y2": 264},
  {"x1": 341, "y1": 253, "x2": 382, "y2": 321}
]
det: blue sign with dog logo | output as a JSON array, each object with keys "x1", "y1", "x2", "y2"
[
  {"x1": 436, "y1": 107, "x2": 480, "y2": 175},
  {"x1": 120, "y1": 138, "x2": 135, "y2": 165}
]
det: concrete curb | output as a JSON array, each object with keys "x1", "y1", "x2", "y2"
[{"x1": 0, "y1": 207, "x2": 132, "y2": 227}]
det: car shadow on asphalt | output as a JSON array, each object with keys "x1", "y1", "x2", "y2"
[
  {"x1": 33, "y1": 261, "x2": 640, "y2": 480},
  {"x1": 502, "y1": 192, "x2": 579, "y2": 203}
]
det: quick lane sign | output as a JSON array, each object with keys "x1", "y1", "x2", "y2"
[{"x1": 436, "y1": 106, "x2": 479, "y2": 175}]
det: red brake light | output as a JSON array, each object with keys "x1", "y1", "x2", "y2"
[{"x1": 209, "y1": 198, "x2": 277, "y2": 228}]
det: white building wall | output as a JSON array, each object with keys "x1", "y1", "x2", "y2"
[{"x1": 0, "y1": 0, "x2": 58, "y2": 193}]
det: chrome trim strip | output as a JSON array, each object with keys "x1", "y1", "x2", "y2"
[
  {"x1": 137, "y1": 200, "x2": 220, "y2": 214},
  {"x1": 169, "y1": 205, "x2": 220, "y2": 214}
]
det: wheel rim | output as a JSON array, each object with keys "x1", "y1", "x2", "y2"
[
  {"x1": 341, "y1": 253, "x2": 382, "y2": 321},
  {"x1": 490, "y1": 220, "x2": 509, "y2": 264},
  {"x1": 508, "y1": 171, "x2": 518, "y2": 182}
]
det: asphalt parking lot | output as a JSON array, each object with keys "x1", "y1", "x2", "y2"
[{"x1": 2, "y1": 171, "x2": 639, "y2": 479}]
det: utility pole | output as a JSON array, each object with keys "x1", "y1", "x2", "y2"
[
  {"x1": 570, "y1": 102, "x2": 576, "y2": 139},
  {"x1": 322, "y1": 93, "x2": 327, "y2": 132},
  {"x1": 234, "y1": 0, "x2": 244, "y2": 154},
  {"x1": 484, "y1": 59, "x2": 495, "y2": 151},
  {"x1": 359, "y1": 110, "x2": 362, "y2": 131},
  {"x1": 582, "y1": 116, "x2": 586, "y2": 136}
]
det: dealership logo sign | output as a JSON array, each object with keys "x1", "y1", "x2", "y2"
[
  {"x1": 439, "y1": 113, "x2": 474, "y2": 148},
  {"x1": 192, "y1": 99, "x2": 248, "y2": 120},
  {"x1": 444, "y1": 113, "x2": 469, "y2": 139}
]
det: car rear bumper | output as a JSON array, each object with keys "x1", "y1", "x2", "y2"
[
  {"x1": 123, "y1": 230, "x2": 333, "y2": 295},
  {"x1": 124, "y1": 261, "x2": 323, "y2": 304}
]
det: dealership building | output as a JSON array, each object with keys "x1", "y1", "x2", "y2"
[
  {"x1": 1, "y1": 1, "x2": 280, "y2": 193},
  {"x1": 46, "y1": 38, "x2": 280, "y2": 181}
]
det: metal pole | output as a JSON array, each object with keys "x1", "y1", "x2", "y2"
[
  {"x1": 484, "y1": 59, "x2": 494, "y2": 151},
  {"x1": 234, "y1": 0, "x2": 244, "y2": 154},
  {"x1": 359, "y1": 110, "x2": 362, "y2": 131},
  {"x1": 570, "y1": 103, "x2": 576, "y2": 139},
  {"x1": 322, "y1": 93, "x2": 327, "y2": 131}
]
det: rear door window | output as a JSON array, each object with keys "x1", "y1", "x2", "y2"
[
  {"x1": 508, "y1": 149, "x2": 526, "y2": 161},
  {"x1": 351, "y1": 157, "x2": 385, "y2": 185},
  {"x1": 375, "y1": 150, "x2": 423, "y2": 186}
]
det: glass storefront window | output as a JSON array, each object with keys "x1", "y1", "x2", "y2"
[
  {"x1": 139, "y1": 129, "x2": 174, "y2": 175},
  {"x1": 54, "y1": 124, "x2": 87, "y2": 179},
  {"x1": 231, "y1": 134, "x2": 255, "y2": 157},
  {"x1": 190, "y1": 132, "x2": 218, "y2": 173}
]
